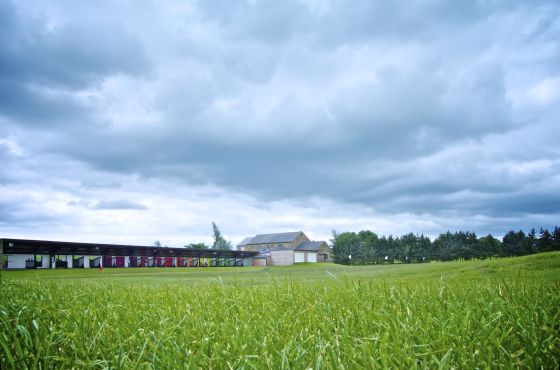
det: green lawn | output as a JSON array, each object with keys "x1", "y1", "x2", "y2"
[
  {"x1": 1, "y1": 252, "x2": 559, "y2": 368},
  {"x1": 3, "y1": 252, "x2": 559, "y2": 285}
]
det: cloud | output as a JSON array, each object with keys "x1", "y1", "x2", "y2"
[
  {"x1": 0, "y1": 2, "x2": 150, "y2": 89},
  {"x1": 0, "y1": 0, "x2": 559, "y2": 244},
  {"x1": 0, "y1": 0, "x2": 151, "y2": 125},
  {"x1": 90, "y1": 200, "x2": 148, "y2": 210}
]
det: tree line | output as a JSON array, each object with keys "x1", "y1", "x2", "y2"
[{"x1": 331, "y1": 227, "x2": 560, "y2": 265}]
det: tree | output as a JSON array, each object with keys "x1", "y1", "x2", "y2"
[
  {"x1": 328, "y1": 226, "x2": 558, "y2": 266},
  {"x1": 501, "y1": 231, "x2": 528, "y2": 256},
  {"x1": 211, "y1": 222, "x2": 232, "y2": 250},
  {"x1": 331, "y1": 230, "x2": 359, "y2": 264},
  {"x1": 538, "y1": 228, "x2": 553, "y2": 252},
  {"x1": 478, "y1": 234, "x2": 500, "y2": 258},
  {"x1": 385, "y1": 235, "x2": 398, "y2": 263},
  {"x1": 434, "y1": 232, "x2": 461, "y2": 261},
  {"x1": 417, "y1": 234, "x2": 433, "y2": 262},
  {"x1": 457, "y1": 231, "x2": 478, "y2": 260},
  {"x1": 399, "y1": 233, "x2": 417, "y2": 263},
  {"x1": 154, "y1": 240, "x2": 162, "y2": 248},
  {"x1": 527, "y1": 228, "x2": 538, "y2": 254},
  {"x1": 186, "y1": 242, "x2": 208, "y2": 249},
  {"x1": 358, "y1": 230, "x2": 379, "y2": 264},
  {"x1": 553, "y1": 226, "x2": 560, "y2": 251}
]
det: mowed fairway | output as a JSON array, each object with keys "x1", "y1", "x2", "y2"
[{"x1": 1, "y1": 253, "x2": 559, "y2": 369}]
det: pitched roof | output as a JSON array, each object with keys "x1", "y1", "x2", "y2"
[
  {"x1": 238, "y1": 237, "x2": 254, "y2": 246},
  {"x1": 239, "y1": 231, "x2": 304, "y2": 245},
  {"x1": 295, "y1": 241, "x2": 326, "y2": 251}
]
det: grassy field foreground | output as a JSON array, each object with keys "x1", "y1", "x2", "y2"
[{"x1": 1, "y1": 253, "x2": 559, "y2": 369}]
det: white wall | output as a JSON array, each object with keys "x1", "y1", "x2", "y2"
[
  {"x1": 252, "y1": 258, "x2": 267, "y2": 267},
  {"x1": 270, "y1": 250, "x2": 295, "y2": 266},
  {"x1": 294, "y1": 252, "x2": 305, "y2": 263},
  {"x1": 307, "y1": 252, "x2": 317, "y2": 263}
]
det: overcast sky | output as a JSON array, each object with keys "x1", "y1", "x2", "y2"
[{"x1": 1, "y1": 0, "x2": 559, "y2": 246}]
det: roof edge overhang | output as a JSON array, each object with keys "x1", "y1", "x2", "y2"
[{"x1": 0, "y1": 238, "x2": 259, "y2": 258}]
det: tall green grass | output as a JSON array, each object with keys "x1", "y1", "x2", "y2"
[{"x1": 1, "y1": 253, "x2": 559, "y2": 369}]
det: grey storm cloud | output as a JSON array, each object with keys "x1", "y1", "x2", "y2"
[
  {"x1": 0, "y1": 0, "x2": 559, "y2": 241},
  {"x1": 90, "y1": 200, "x2": 148, "y2": 210},
  {"x1": 0, "y1": 0, "x2": 150, "y2": 125},
  {"x1": 0, "y1": 1, "x2": 150, "y2": 88}
]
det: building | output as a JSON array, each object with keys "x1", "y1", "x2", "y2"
[
  {"x1": 0, "y1": 238, "x2": 258, "y2": 270},
  {"x1": 238, "y1": 231, "x2": 331, "y2": 266},
  {"x1": 238, "y1": 231, "x2": 309, "y2": 250}
]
